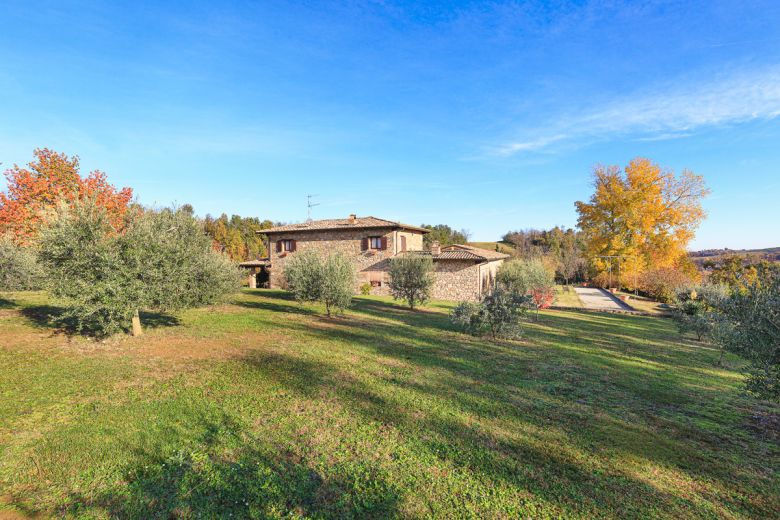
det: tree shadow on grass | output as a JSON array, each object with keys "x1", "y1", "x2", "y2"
[
  {"x1": 231, "y1": 336, "x2": 749, "y2": 518},
  {"x1": 242, "y1": 289, "x2": 454, "y2": 329},
  {"x1": 18, "y1": 304, "x2": 180, "y2": 337},
  {"x1": 246, "y1": 308, "x2": 779, "y2": 515},
  {"x1": 9, "y1": 381, "x2": 402, "y2": 519},
  {"x1": 0, "y1": 296, "x2": 17, "y2": 309}
]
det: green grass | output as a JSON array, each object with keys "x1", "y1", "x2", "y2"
[
  {"x1": 554, "y1": 285, "x2": 583, "y2": 308},
  {"x1": 467, "y1": 241, "x2": 516, "y2": 255},
  {"x1": 0, "y1": 290, "x2": 778, "y2": 518},
  {"x1": 615, "y1": 290, "x2": 670, "y2": 315}
]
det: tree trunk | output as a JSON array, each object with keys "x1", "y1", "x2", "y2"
[
  {"x1": 131, "y1": 309, "x2": 143, "y2": 337},
  {"x1": 717, "y1": 347, "x2": 725, "y2": 367}
]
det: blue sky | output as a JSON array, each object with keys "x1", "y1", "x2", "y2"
[{"x1": 1, "y1": 1, "x2": 779, "y2": 249}]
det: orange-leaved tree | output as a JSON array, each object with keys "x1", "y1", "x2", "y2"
[
  {"x1": 0, "y1": 148, "x2": 133, "y2": 243},
  {"x1": 575, "y1": 157, "x2": 709, "y2": 290}
]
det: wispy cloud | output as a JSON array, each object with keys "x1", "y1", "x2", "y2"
[{"x1": 496, "y1": 65, "x2": 780, "y2": 155}]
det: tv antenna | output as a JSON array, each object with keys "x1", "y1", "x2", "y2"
[{"x1": 306, "y1": 194, "x2": 320, "y2": 222}]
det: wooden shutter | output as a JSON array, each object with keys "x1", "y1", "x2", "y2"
[
  {"x1": 276, "y1": 240, "x2": 282, "y2": 253},
  {"x1": 290, "y1": 240, "x2": 297, "y2": 252},
  {"x1": 380, "y1": 237, "x2": 388, "y2": 250},
  {"x1": 361, "y1": 238, "x2": 368, "y2": 251}
]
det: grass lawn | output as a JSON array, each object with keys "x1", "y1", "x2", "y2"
[
  {"x1": 615, "y1": 291, "x2": 670, "y2": 315},
  {"x1": 467, "y1": 241, "x2": 516, "y2": 255},
  {"x1": 0, "y1": 290, "x2": 778, "y2": 518},
  {"x1": 554, "y1": 285, "x2": 583, "y2": 308}
]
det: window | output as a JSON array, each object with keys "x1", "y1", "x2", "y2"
[
  {"x1": 370, "y1": 280, "x2": 382, "y2": 287},
  {"x1": 361, "y1": 236, "x2": 386, "y2": 251},
  {"x1": 281, "y1": 239, "x2": 295, "y2": 252}
]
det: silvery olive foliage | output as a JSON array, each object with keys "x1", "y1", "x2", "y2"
[
  {"x1": 672, "y1": 284, "x2": 730, "y2": 341},
  {"x1": 284, "y1": 250, "x2": 355, "y2": 317},
  {"x1": 718, "y1": 271, "x2": 780, "y2": 401},
  {"x1": 451, "y1": 287, "x2": 532, "y2": 340},
  {"x1": 39, "y1": 199, "x2": 242, "y2": 336},
  {"x1": 388, "y1": 254, "x2": 435, "y2": 310},
  {"x1": 0, "y1": 235, "x2": 43, "y2": 291}
]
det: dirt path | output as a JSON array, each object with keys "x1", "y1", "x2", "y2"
[{"x1": 573, "y1": 287, "x2": 631, "y2": 311}]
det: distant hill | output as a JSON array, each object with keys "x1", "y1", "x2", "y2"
[
  {"x1": 467, "y1": 241, "x2": 516, "y2": 255},
  {"x1": 466, "y1": 243, "x2": 780, "y2": 263},
  {"x1": 689, "y1": 247, "x2": 780, "y2": 264}
]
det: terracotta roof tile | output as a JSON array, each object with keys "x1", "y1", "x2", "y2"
[
  {"x1": 261, "y1": 216, "x2": 429, "y2": 234},
  {"x1": 238, "y1": 259, "x2": 270, "y2": 267},
  {"x1": 398, "y1": 244, "x2": 510, "y2": 262},
  {"x1": 441, "y1": 244, "x2": 510, "y2": 261}
]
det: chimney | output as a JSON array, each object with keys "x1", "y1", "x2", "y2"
[
  {"x1": 431, "y1": 241, "x2": 441, "y2": 255},
  {"x1": 348, "y1": 213, "x2": 357, "y2": 224}
]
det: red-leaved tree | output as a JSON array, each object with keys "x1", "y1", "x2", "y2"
[{"x1": 0, "y1": 149, "x2": 133, "y2": 243}]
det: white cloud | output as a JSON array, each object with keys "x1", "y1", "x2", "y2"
[{"x1": 498, "y1": 65, "x2": 780, "y2": 154}]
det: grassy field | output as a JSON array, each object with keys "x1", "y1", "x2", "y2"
[
  {"x1": 554, "y1": 285, "x2": 583, "y2": 308},
  {"x1": 0, "y1": 290, "x2": 778, "y2": 518},
  {"x1": 615, "y1": 291, "x2": 670, "y2": 315},
  {"x1": 467, "y1": 241, "x2": 516, "y2": 255}
]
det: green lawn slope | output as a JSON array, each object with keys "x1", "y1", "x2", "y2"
[{"x1": 0, "y1": 290, "x2": 777, "y2": 518}]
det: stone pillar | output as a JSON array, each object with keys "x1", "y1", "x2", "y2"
[{"x1": 249, "y1": 269, "x2": 257, "y2": 288}]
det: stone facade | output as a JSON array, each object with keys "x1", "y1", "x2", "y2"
[
  {"x1": 263, "y1": 216, "x2": 507, "y2": 302},
  {"x1": 431, "y1": 260, "x2": 481, "y2": 301},
  {"x1": 267, "y1": 227, "x2": 422, "y2": 290}
]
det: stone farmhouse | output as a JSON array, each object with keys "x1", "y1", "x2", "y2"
[{"x1": 242, "y1": 214, "x2": 508, "y2": 302}]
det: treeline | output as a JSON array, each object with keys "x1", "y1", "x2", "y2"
[
  {"x1": 421, "y1": 224, "x2": 470, "y2": 249},
  {"x1": 501, "y1": 227, "x2": 585, "y2": 285},
  {"x1": 203, "y1": 214, "x2": 275, "y2": 262}
]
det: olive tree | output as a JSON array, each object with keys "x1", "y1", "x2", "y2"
[
  {"x1": 388, "y1": 254, "x2": 435, "y2": 310},
  {"x1": 284, "y1": 250, "x2": 355, "y2": 317},
  {"x1": 451, "y1": 287, "x2": 531, "y2": 339},
  {"x1": 0, "y1": 235, "x2": 43, "y2": 291},
  {"x1": 39, "y1": 199, "x2": 242, "y2": 336},
  {"x1": 285, "y1": 250, "x2": 324, "y2": 303},
  {"x1": 718, "y1": 270, "x2": 780, "y2": 400},
  {"x1": 672, "y1": 285, "x2": 729, "y2": 341},
  {"x1": 672, "y1": 284, "x2": 731, "y2": 364},
  {"x1": 497, "y1": 258, "x2": 556, "y2": 318},
  {"x1": 320, "y1": 253, "x2": 355, "y2": 317}
]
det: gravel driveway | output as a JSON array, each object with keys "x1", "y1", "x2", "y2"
[{"x1": 573, "y1": 287, "x2": 629, "y2": 311}]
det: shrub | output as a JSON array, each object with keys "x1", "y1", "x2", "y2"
[
  {"x1": 497, "y1": 259, "x2": 556, "y2": 317},
  {"x1": 639, "y1": 267, "x2": 693, "y2": 303},
  {"x1": 0, "y1": 235, "x2": 43, "y2": 291},
  {"x1": 450, "y1": 302, "x2": 483, "y2": 336},
  {"x1": 359, "y1": 283, "x2": 372, "y2": 296},
  {"x1": 388, "y1": 254, "x2": 435, "y2": 310},
  {"x1": 284, "y1": 250, "x2": 355, "y2": 316},
  {"x1": 39, "y1": 199, "x2": 242, "y2": 336},
  {"x1": 450, "y1": 288, "x2": 531, "y2": 339},
  {"x1": 718, "y1": 270, "x2": 780, "y2": 400},
  {"x1": 672, "y1": 284, "x2": 729, "y2": 341}
]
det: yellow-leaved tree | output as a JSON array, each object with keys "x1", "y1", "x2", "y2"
[{"x1": 575, "y1": 158, "x2": 709, "y2": 290}]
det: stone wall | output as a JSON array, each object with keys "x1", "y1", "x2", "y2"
[
  {"x1": 430, "y1": 260, "x2": 482, "y2": 301},
  {"x1": 267, "y1": 227, "x2": 416, "y2": 290}
]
